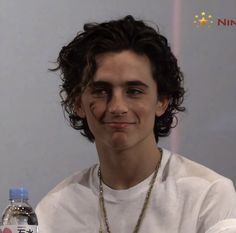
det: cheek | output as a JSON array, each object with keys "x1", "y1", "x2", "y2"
[
  {"x1": 85, "y1": 99, "x2": 106, "y2": 120},
  {"x1": 135, "y1": 99, "x2": 157, "y2": 116},
  {"x1": 134, "y1": 101, "x2": 157, "y2": 127}
]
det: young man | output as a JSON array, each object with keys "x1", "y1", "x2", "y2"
[{"x1": 36, "y1": 15, "x2": 236, "y2": 233}]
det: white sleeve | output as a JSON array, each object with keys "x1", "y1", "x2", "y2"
[
  {"x1": 197, "y1": 179, "x2": 236, "y2": 232},
  {"x1": 205, "y1": 219, "x2": 236, "y2": 233}
]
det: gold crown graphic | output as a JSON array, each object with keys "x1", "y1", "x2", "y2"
[{"x1": 193, "y1": 12, "x2": 214, "y2": 27}]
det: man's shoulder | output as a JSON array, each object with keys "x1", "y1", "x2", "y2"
[
  {"x1": 36, "y1": 164, "x2": 98, "y2": 209},
  {"x1": 35, "y1": 164, "x2": 99, "y2": 229},
  {"x1": 162, "y1": 149, "x2": 236, "y2": 221},
  {"x1": 163, "y1": 149, "x2": 232, "y2": 186},
  {"x1": 47, "y1": 164, "x2": 98, "y2": 195}
]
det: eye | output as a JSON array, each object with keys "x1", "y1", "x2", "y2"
[
  {"x1": 126, "y1": 88, "x2": 144, "y2": 96},
  {"x1": 91, "y1": 87, "x2": 110, "y2": 98}
]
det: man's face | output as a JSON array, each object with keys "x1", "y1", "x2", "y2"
[{"x1": 76, "y1": 50, "x2": 168, "y2": 150}]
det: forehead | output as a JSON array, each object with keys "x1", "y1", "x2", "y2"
[{"x1": 93, "y1": 50, "x2": 155, "y2": 85}]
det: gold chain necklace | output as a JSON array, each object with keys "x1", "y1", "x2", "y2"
[{"x1": 98, "y1": 148, "x2": 163, "y2": 233}]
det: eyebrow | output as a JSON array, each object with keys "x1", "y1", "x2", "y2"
[
  {"x1": 125, "y1": 81, "x2": 149, "y2": 88},
  {"x1": 91, "y1": 80, "x2": 149, "y2": 88},
  {"x1": 90, "y1": 81, "x2": 111, "y2": 88}
]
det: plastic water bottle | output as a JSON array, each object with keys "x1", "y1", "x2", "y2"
[{"x1": 0, "y1": 187, "x2": 38, "y2": 233}]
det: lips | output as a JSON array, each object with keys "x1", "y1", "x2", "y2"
[{"x1": 103, "y1": 121, "x2": 135, "y2": 129}]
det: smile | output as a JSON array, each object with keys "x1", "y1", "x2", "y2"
[{"x1": 103, "y1": 122, "x2": 136, "y2": 129}]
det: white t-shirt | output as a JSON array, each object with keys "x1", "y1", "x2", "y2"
[{"x1": 36, "y1": 149, "x2": 236, "y2": 233}]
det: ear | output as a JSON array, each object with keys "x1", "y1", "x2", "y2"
[
  {"x1": 74, "y1": 96, "x2": 86, "y2": 118},
  {"x1": 155, "y1": 96, "x2": 169, "y2": 117}
]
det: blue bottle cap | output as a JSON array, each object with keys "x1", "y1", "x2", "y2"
[{"x1": 9, "y1": 187, "x2": 29, "y2": 200}]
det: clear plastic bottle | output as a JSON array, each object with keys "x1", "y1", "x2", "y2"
[{"x1": 0, "y1": 187, "x2": 38, "y2": 233}]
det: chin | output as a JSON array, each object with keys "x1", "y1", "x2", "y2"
[{"x1": 107, "y1": 134, "x2": 132, "y2": 150}]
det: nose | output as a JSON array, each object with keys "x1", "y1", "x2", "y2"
[{"x1": 107, "y1": 90, "x2": 128, "y2": 115}]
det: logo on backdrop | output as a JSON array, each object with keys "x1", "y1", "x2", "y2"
[
  {"x1": 194, "y1": 12, "x2": 213, "y2": 27},
  {"x1": 193, "y1": 11, "x2": 236, "y2": 27}
]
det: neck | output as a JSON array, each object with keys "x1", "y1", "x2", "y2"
[{"x1": 96, "y1": 136, "x2": 161, "y2": 189}]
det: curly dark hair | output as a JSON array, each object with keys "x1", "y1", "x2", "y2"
[{"x1": 53, "y1": 15, "x2": 185, "y2": 143}]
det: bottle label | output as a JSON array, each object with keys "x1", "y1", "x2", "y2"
[{"x1": 0, "y1": 225, "x2": 38, "y2": 233}]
